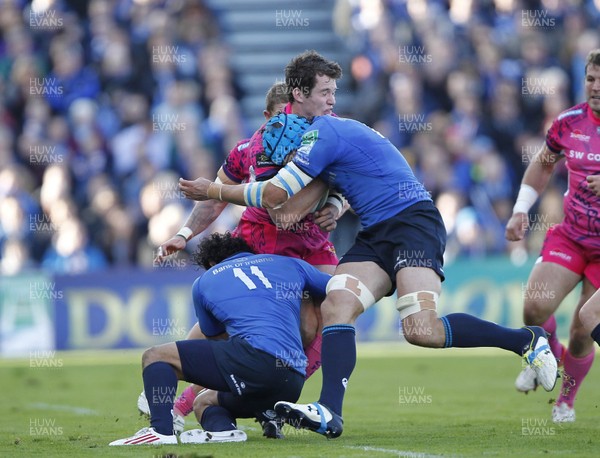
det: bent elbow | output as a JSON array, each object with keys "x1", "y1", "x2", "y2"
[{"x1": 261, "y1": 184, "x2": 289, "y2": 210}]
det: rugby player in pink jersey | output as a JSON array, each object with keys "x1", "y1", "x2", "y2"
[
  {"x1": 506, "y1": 49, "x2": 600, "y2": 423},
  {"x1": 142, "y1": 52, "x2": 345, "y2": 438},
  {"x1": 580, "y1": 176, "x2": 600, "y2": 345}
]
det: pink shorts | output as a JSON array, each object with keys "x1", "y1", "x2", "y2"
[
  {"x1": 540, "y1": 223, "x2": 600, "y2": 288},
  {"x1": 232, "y1": 219, "x2": 338, "y2": 266}
]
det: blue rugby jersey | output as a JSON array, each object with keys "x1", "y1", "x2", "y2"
[
  {"x1": 192, "y1": 252, "x2": 330, "y2": 376},
  {"x1": 292, "y1": 115, "x2": 431, "y2": 228}
]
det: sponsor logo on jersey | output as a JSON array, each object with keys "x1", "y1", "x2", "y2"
[
  {"x1": 237, "y1": 141, "x2": 250, "y2": 151},
  {"x1": 567, "y1": 150, "x2": 586, "y2": 159},
  {"x1": 256, "y1": 152, "x2": 276, "y2": 168},
  {"x1": 570, "y1": 129, "x2": 590, "y2": 142},
  {"x1": 301, "y1": 130, "x2": 319, "y2": 146},
  {"x1": 294, "y1": 145, "x2": 312, "y2": 167},
  {"x1": 557, "y1": 108, "x2": 583, "y2": 120},
  {"x1": 549, "y1": 250, "x2": 572, "y2": 262}
]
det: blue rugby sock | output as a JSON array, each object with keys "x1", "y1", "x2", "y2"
[
  {"x1": 441, "y1": 313, "x2": 532, "y2": 355},
  {"x1": 318, "y1": 324, "x2": 356, "y2": 416},
  {"x1": 143, "y1": 361, "x2": 178, "y2": 436},
  {"x1": 591, "y1": 323, "x2": 600, "y2": 347},
  {"x1": 200, "y1": 405, "x2": 237, "y2": 432}
]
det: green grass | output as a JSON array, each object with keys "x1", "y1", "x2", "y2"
[{"x1": 2, "y1": 345, "x2": 599, "y2": 457}]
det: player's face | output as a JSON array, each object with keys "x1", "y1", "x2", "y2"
[
  {"x1": 295, "y1": 74, "x2": 337, "y2": 118},
  {"x1": 585, "y1": 64, "x2": 600, "y2": 116}
]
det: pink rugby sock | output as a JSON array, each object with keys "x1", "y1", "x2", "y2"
[
  {"x1": 557, "y1": 350, "x2": 594, "y2": 408},
  {"x1": 173, "y1": 385, "x2": 197, "y2": 417},
  {"x1": 541, "y1": 316, "x2": 565, "y2": 362},
  {"x1": 304, "y1": 334, "x2": 322, "y2": 379}
]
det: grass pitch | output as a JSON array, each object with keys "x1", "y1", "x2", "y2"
[{"x1": 1, "y1": 344, "x2": 599, "y2": 457}]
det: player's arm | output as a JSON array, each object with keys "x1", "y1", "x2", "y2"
[
  {"x1": 192, "y1": 278, "x2": 227, "y2": 338},
  {"x1": 156, "y1": 168, "x2": 236, "y2": 261},
  {"x1": 179, "y1": 161, "x2": 314, "y2": 210},
  {"x1": 267, "y1": 179, "x2": 329, "y2": 230},
  {"x1": 296, "y1": 260, "x2": 331, "y2": 299},
  {"x1": 505, "y1": 145, "x2": 562, "y2": 241}
]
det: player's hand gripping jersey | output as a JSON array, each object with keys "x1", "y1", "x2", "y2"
[{"x1": 546, "y1": 102, "x2": 600, "y2": 240}]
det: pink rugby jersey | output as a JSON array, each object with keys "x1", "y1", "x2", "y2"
[
  {"x1": 546, "y1": 102, "x2": 600, "y2": 240},
  {"x1": 222, "y1": 127, "x2": 280, "y2": 225}
]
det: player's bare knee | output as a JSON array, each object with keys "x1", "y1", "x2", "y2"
[
  {"x1": 142, "y1": 346, "x2": 159, "y2": 368},
  {"x1": 568, "y1": 322, "x2": 593, "y2": 354},
  {"x1": 523, "y1": 300, "x2": 551, "y2": 325},
  {"x1": 193, "y1": 389, "x2": 218, "y2": 423},
  {"x1": 321, "y1": 296, "x2": 362, "y2": 323},
  {"x1": 578, "y1": 304, "x2": 595, "y2": 332},
  {"x1": 402, "y1": 313, "x2": 442, "y2": 347}
]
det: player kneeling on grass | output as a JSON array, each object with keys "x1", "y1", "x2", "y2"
[{"x1": 109, "y1": 232, "x2": 330, "y2": 445}]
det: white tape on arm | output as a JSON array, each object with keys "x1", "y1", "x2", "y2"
[
  {"x1": 243, "y1": 182, "x2": 266, "y2": 207},
  {"x1": 207, "y1": 182, "x2": 222, "y2": 201},
  {"x1": 512, "y1": 184, "x2": 539, "y2": 214},
  {"x1": 176, "y1": 226, "x2": 193, "y2": 241},
  {"x1": 271, "y1": 163, "x2": 313, "y2": 198},
  {"x1": 325, "y1": 192, "x2": 344, "y2": 214}
]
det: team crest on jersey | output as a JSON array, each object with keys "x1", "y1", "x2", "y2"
[
  {"x1": 301, "y1": 130, "x2": 319, "y2": 146},
  {"x1": 570, "y1": 129, "x2": 590, "y2": 142}
]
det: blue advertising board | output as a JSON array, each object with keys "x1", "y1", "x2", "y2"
[
  {"x1": 53, "y1": 268, "x2": 200, "y2": 350},
  {"x1": 0, "y1": 257, "x2": 582, "y2": 355}
]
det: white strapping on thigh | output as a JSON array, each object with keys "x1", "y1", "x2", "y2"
[
  {"x1": 396, "y1": 291, "x2": 439, "y2": 320},
  {"x1": 326, "y1": 274, "x2": 377, "y2": 310}
]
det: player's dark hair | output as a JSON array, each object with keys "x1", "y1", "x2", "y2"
[
  {"x1": 285, "y1": 50, "x2": 342, "y2": 103},
  {"x1": 585, "y1": 49, "x2": 600, "y2": 73},
  {"x1": 193, "y1": 232, "x2": 255, "y2": 270},
  {"x1": 265, "y1": 82, "x2": 289, "y2": 114}
]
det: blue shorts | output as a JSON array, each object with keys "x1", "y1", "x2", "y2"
[
  {"x1": 177, "y1": 337, "x2": 304, "y2": 420},
  {"x1": 340, "y1": 200, "x2": 446, "y2": 294}
]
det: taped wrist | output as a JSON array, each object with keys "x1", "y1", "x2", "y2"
[
  {"x1": 513, "y1": 184, "x2": 538, "y2": 214},
  {"x1": 326, "y1": 193, "x2": 344, "y2": 215},
  {"x1": 176, "y1": 226, "x2": 193, "y2": 242},
  {"x1": 207, "y1": 182, "x2": 222, "y2": 201}
]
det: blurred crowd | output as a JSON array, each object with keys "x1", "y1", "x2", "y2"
[
  {"x1": 0, "y1": 0, "x2": 245, "y2": 274},
  {"x1": 335, "y1": 0, "x2": 599, "y2": 262},
  {"x1": 0, "y1": 0, "x2": 599, "y2": 275}
]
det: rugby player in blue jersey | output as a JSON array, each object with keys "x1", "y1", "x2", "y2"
[
  {"x1": 178, "y1": 61, "x2": 559, "y2": 440},
  {"x1": 109, "y1": 232, "x2": 330, "y2": 445}
]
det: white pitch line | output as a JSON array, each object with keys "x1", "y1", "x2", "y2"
[
  {"x1": 29, "y1": 402, "x2": 98, "y2": 415},
  {"x1": 345, "y1": 445, "x2": 448, "y2": 457}
]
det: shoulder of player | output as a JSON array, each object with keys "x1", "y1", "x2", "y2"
[
  {"x1": 235, "y1": 138, "x2": 251, "y2": 150},
  {"x1": 555, "y1": 103, "x2": 587, "y2": 122},
  {"x1": 309, "y1": 115, "x2": 359, "y2": 138},
  {"x1": 225, "y1": 138, "x2": 251, "y2": 163}
]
